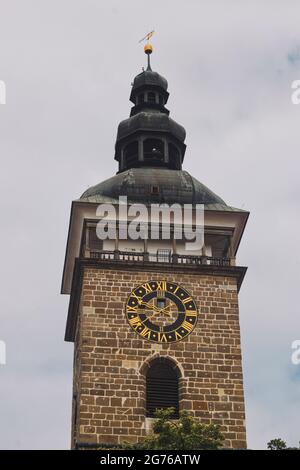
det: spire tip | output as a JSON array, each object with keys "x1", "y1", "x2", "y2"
[{"x1": 139, "y1": 31, "x2": 154, "y2": 71}]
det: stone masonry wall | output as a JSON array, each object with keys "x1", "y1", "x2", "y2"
[{"x1": 71, "y1": 267, "x2": 246, "y2": 449}]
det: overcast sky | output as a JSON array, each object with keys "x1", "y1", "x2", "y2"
[{"x1": 0, "y1": 0, "x2": 300, "y2": 449}]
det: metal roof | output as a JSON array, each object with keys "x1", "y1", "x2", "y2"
[{"x1": 79, "y1": 168, "x2": 245, "y2": 211}]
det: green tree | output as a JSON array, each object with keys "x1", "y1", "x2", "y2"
[
  {"x1": 124, "y1": 408, "x2": 225, "y2": 450},
  {"x1": 267, "y1": 438, "x2": 300, "y2": 450},
  {"x1": 267, "y1": 438, "x2": 287, "y2": 450}
]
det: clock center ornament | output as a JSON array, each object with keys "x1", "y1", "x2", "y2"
[{"x1": 125, "y1": 281, "x2": 198, "y2": 343}]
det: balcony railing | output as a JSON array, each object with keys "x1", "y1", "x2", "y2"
[{"x1": 88, "y1": 250, "x2": 232, "y2": 267}]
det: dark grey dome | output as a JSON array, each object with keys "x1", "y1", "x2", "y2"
[
  {"x1": 117, "y1": 111, "x2": 186, "y2": 142},
  {"x1": 80, "y1": 168, "x2": 226, "y2": 206},
  {"x1": 132, "y1": 70, "x2": 168, "y2": 92}
]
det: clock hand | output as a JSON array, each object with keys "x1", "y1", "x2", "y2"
[
  {"x1": 141, "y1": 300, "x2": 173, "y2": 313},
  {"x1": 158, "y1": 304, "x2": 172, "y2": 313},
  {"x1": 139, "y1": 300, "x2": 175, "y2": 319},
  {"x1": 148, "y1": 305, "x2": 173, "y2": 319},
  {"x1": 139, "y1": 300, "x2": 161, "y2": 312}
]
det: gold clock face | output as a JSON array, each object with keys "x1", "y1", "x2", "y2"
[{"x1": 125, "y1": 280, "x2": 198, "y2": 343}]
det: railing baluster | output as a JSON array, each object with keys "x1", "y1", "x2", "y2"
[{"x1": 89, "y1": 250, "x2": 231, "y2": 267}]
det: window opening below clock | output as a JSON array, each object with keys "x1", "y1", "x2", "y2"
[{"x1": 156, "y1": 298, "x2": 166, "y2": 309}]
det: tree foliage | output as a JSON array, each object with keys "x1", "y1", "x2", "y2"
[
  {"x1": 124, "y1": 408, "x2": 225, "y2": 450},
  {"x1": 267, "y1": 438, "x2": 300, "y2": 450},
  {"x1": 267, "y1": 438, "x2": 287, "y2": 450}
]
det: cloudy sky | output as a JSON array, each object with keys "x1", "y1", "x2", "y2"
[{"x1": 0, "y1": 0, "x2": 300, "y2": 449}]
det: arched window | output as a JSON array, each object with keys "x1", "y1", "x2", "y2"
[
  {"x1": 168, "y1": 143, "x2": 181, "y2": 170},
  {"x1": 144, "y1": 138, "x2": 164, "y2": 165},
  {"x1": 124, "y1": 141, "x2": 138, "y2": 168},
  {"x1": 146, "y1": 358, "x2": 180, "y2": 418},
  {"x1": 147, "y1": 91, "x2": 156, "y2": 103}
]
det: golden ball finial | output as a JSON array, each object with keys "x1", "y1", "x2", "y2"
[{"x1": 144, "y1": 42, "x2": 153, "y2": 55}]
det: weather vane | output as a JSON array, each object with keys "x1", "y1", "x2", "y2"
[{"x1": 138, "y1": 30, "x2": 155, "y2": 70}]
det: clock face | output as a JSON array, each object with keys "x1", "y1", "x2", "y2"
[{"x1": 125, "y1": 280, "x2": 198, "y2": 343}]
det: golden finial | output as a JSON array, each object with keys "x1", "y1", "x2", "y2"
[{"x1": 138, "y1": 31, "x2": 155, "y2": 70}]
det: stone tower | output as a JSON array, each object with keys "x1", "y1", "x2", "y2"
[{"x1": 61, "y1": 42, "x2": 249, "y2": 449}]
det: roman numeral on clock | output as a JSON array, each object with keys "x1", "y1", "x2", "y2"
[
  {"x1": 187, "y1": 310, "x2": 197, "y2": 317},
  {"x1": 130, "y1": 292, "x2": 143, "y2": 303},
  {"x1": 128, "y1": 317, "x2": 142, "y2": 329},
  {"x1": 141, "y1": 283, "x2": 153, "y2": 294},
  {"x1": 156, "y1": 280, "x2": 167, "y2": 292},
  {"x1": 140, "y1": 327, "x2": 151, "y2": 339},
  {"x1": 181, "y1": 320, "x2": 194, "y2": 333},
  {"x1": 127, "y1": 305, "x2": 138, "y2": 313},
  {"x1": 175, "y1": 331, "x2": 183, "y2": 340},
  {"x1": 158, "y1": 332, "x2": 168, "y2": 343}
]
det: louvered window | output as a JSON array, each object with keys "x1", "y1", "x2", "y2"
[{"x1": 146, "y1": 358, "x2": 179, "y2": 418}]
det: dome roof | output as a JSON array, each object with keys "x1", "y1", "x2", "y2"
[
  {"x1": 80, "y1": 168, "x2": 226, "y2": 206},
  {"x1": 132, "y1": 70, "x2": 168, "y2": 92},
  {"x1": 117, "y1": 111, "x2": 186, "y2": 142}
]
